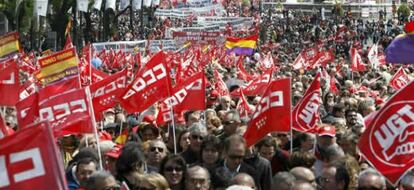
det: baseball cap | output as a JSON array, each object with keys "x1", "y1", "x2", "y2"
[
  {"x1": 318, "y1": 124, "x2": 336, "y2": 137},
  {"x1": 105, "y1": 145, "x2": 123, "y2": 159}
]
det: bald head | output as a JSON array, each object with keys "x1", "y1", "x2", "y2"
[
  {"x1": 292, "y1": 182, "x2": 316, "y2": 190},
  {"x1": 230, "y1": 173, "x2": 256, "y2": 189},
  {"x1": 358, "y1": 169, "x2": 386, "y2": 190},
  {"x1": 290, "y1": 167, "x2": 316, "y2": 185}
]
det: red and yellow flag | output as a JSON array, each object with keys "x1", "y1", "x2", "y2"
[{"x1": 0, "y1": 32, "x2": 21, "y2": 58}]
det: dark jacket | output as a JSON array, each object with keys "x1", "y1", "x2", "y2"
[
  {"x1": 66, "y1": 164, "x2": 80, "y2": 190},
  {"x1": 209, "y1": 161, "x2": 259, "y2": 189},
  {"x1": 244, "y1": 154, "x2": 273, "y2": 190}
]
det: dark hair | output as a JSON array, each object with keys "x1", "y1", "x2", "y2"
[
  {"x1": 200, "y1": 135, "x2": 222, "y2": 163},
  {"x1": 184, "y1": 110, "x2": 196, "y2": 123},
  {"x1": 289, "y1": 151, "x2": 316, "y2": 168},
  {"x1": 138, "y1": 123, "x2": 159, "y2": 138},
  {"x1": 345, "y1": 109, "x2": 358, "y2": 117},
  {"x1": 76, "y1": 157, "x2": 98, "y2": 171},
  {"x1": 67, "y1": 147, "x2": 99, "y2": 172},
  {"x1": 116, "y1": 142, "x2": 145, "y2": 178},
  {"x1": 177, "y1": 128, "x2": 190, "y2": 152},
  {"x1": 332, "y1": 103, "x2": 345, "y2": 114},
  {"x1": 224, "y1": 135, "x2": 246, "y2": 152},
  {"x1": 255, "y1": 136, "x2": 277, "y2": 150},
  {"x1": 160, "y1": 155, "x2": 187, "y2": 184},
  {"x1": 329, "y1": 161, "x2": 350, "y2": 190}
]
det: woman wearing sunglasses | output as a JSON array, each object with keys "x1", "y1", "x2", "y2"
[{"x1": 160, "y1": 155, "x2": 187, "y2": 190}]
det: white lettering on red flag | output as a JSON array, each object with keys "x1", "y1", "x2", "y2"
[
  {"x1": 244, "y1": 78, "x2": 291, "y2": 147},
  {"x1": 358, "y1": 80, "x2": 414, "y2": 185}
]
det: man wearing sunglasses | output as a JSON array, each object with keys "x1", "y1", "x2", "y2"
[
  {"x1": 357, "y1": 169, "x2": 386, "y2": 190},
  {"x1": 217, "y1": 110, "x2": 242, "y2": 142},
  {"x1": 210, "y1": 135, "x2": 259, "y2": 189},
  {"x1": 181, "y1": 123, "x2": 208, "y2": 165},
  {"x1": 146, "y1": 139, "x2": 168, "y2": 172}
]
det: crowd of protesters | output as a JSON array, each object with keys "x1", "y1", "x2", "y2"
[{"x1": 4, "y1": 0, "x2": 414, "y2": 190}]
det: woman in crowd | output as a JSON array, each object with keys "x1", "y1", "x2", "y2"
[{"x1": 160, "y1": 155, "x2": 187, "y2": 190}]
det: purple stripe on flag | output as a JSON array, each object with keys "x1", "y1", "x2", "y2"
[
  {"x1": 386, "y1": 34, "x2": 414, "y2": 64},
  {"x1": 226, "y1": 47, "x2": 254, "y2": 56}
]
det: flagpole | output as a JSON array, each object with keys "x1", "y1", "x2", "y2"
[
  {"x1": 85, "y1": 87, "x2": 104, "y2": 170},
  {"x1": 169, "y1": 106, "x2": 177, "y2": 155},
  {"x1": 289, "y1": 77, "x2": 293, "y2": 155}
]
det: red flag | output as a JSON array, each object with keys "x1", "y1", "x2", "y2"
[
  {"x1": 234, "y1": 69, "x2": 273, "y2": 97},
  {"x1": 213, "y1": 70, "x2": 230, "y2": 97},
  {"x1": 237, "y1": 56, "x2": 254, "y2": 81},
  {"x1": 120, "y1": 51, "x2": 172, "y2": 113},
  {"x1": 350, "y1": 47, "x2": 366, "y2": 72},
  {"x1": 311, "y1": 51, "x2": 334, "y2": 69},
  {"x1": 63, "y1": 34, "x2": 73, "y2": 49},
  {"x1": 90, "y1": 69, "x2": 128, "y2": 120},
  {"x1": 0, "y1": 123, "x2": 67, "y2": 190},
  {"x1": 0, "y1": 60, "x2": 20, "y2": 106},
  {"x1": 236, "y1": 89, "x2": 253, "y2": 120},
  {"x1": 19, "y1": 78, "x2": 36, "y2": 100},
  {"x1": 168, "y1": 71, "x2": 206, "y2": 112},
  {"x1": 39, "y1": 88, "x2": 94, "y2": 136},
  {"x1": 91, "y1": 66, "x2": 109, "y2": 83},
  {"x1": 358, "y1": 80, "x2": 414, "y2": 185},
  {"x1": 389, "y1": 67, "x2": 411, "y2": 91},
  {"x1": 16, "y1": 93, "x2": 39, "y2": 129},
  {"x1": 292, "y1": 73, "x2": 322, "y2": 133},
  {"x1": 330, "y1": 76, "x2": 339, "y2": 94},
  {"x1": 244, "y1": 78, "x2": 291, "y2": 147},
  {"x1": 292, "y1": 52, "x2": 308, "y2": 70}
]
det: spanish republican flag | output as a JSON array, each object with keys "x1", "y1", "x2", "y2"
[
  {"x1": 0, "y1": 32, "x2": 22, "y2": 58},
  {"x1": 225, "y1": 35, "x2": 258, "y2": 56}
]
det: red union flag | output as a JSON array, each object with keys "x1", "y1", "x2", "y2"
[
  {"x1": 0, "y1": 60, "x2": 20, "y2": 106},
  {"x1": 232, "y1": 69, "x2": 273, "y2": 97},
  {"x1": 16, "y1": 93, "x2": 39, "y2": 129},
  {"x1": 213, "y1": 70, "x2": 230, "y2": 97},
  {"x1": 91, "y1": 66, "x2": 109, "y2": 83},
  {"x1": 120, "y1": 51, "x2": 172, "y2": 113},
  {"x1": 389, "y1": 67, "x2": 411, "y2": 91},
  {"x1": 0, "y1": 122, "x2": 67, "y2": 190},
  {"x1": 292, "y1": 52, "x2": 307, "y2": 70},
  {"x1": 39, "y1": 89, "x2": 94, "y2": 136},
  {"x1": 173, "y1": 72, "x2": 206, "y2": 112},
  {"x1": 90, "y1": 69, "x2": 127, "y2": 120},
  {"x1": 244, "y1": 78, "x2": 291, "y2": 147},
  {"x1": 292, "y1": 73, "x2": 321, "y2": 133},
  {"x1": 358, "y1": 80, "x2": 414, "y2": 185},
  {"x1": 350, "y1": 47, "x2": 366, "y2": 72}
]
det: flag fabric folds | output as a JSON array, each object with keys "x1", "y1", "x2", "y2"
[
  {"x1": 225, "y1": 35, "x2": 258, "y2": 55},
  {"x1": 385, "y1": 34, "x2": 414, "y2": 64}
]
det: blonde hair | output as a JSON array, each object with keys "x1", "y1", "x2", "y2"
[
  {"x1": 144, "y1": 173, "x2": 171, "y2": 190},
  {"x1": 78, "y1": 134, "x2": 97, "y2": 150}
]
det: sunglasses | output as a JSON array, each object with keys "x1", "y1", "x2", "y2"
[
  {"x1": 150, "y1": 147, "x2": 164, "y2": 153},
  {"x1": 164, "y1": 166, "x2": 183, "y2": 172},
  {"x1": 191, "y1": 135, "x2": 204, "y2": 141},
  {"x1": 132, "y1": 187, "x2": 154, "y2": 190},
  {"x1": 223, "y1": 121, "x2": 236, "y2": 126},
  {"x1": 228, "y1": 155, "x2": 244, "y2": 160},
  {"x1": 103, "y1": 187, "x2": 121, "y2": 190},
  {"x1": 357, "y1": 187, "x2": 383, "y2": 190}
]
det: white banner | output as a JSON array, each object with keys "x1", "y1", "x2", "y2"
[
  {"x1": 105, "y1": 0, "x2": 116, "y2": 10},
  {"x1": 92, "y1": 40, "x2": 178, "y2": 54},
  {"x1": 186, "y1": 0, "x2": 212, "y2": 7},
  {"x1": 77, "y1": 0, "x2": 89, "y2": 12},
  {"x1": 197, "y1": 16, "x2": 253, "y2": 32},
  {"x1": 34, "y1": 0, "x2": 48, "y2": 16},
  {"x1": 93, "y1": 0, "x2": 103, "y2": 10},
  {"x1": 120, "y1": 0, "x2": 130, "y2": 10},
  {"x1": 132, "y1": 0, "x2": 142, "y2": 10},
  {"x1": 143, "y1": 0, "x2": 152, "y2": 7},
  {"x1": 154, "y1": 4, "x2": 225, "y2": 18}
]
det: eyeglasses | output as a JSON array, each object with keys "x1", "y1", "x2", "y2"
[
  {"x1": 223, "y1": 121, "x2": 236, "y2": 126},
  {"x1": 357, "y1": 187, "x2": 383, "y2": 190},
  {"x1": 316, "y1": 176, "x2": 330, "y2": 184},
  {"x1": 191, "y1": 134, "x2": 204, "y2": 141},
  {"x1": 164, "y1": 166, "x2": 183, "y2": 172},
  {"x1": 228, "y1": 155, "x2": 244, "y2": 160},
  {"x1": 277, "y1": 134, "x2": 288, "y2": 137},
  {"x1": 103, "y1": 187, "x2": 121, "y2": 190},
  {"x1": 132, "y1": 187, "x2": 154, "y2": 190},
  {"x1": 187, "y1": 178, "x2": 209, "y2": 186},
  {"x1": 150, "y1": 147, "x2": 164, "y2": 153}
]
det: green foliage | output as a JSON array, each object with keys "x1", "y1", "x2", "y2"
[{"x1": 398, "y1": 3, "x2": 411, "y2": 20}]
